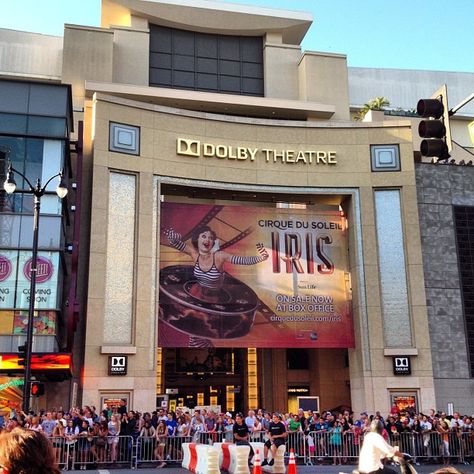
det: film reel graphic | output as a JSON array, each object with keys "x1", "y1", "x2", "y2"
[{"x1": 159, "y1": 205, "x2": 283, "y2": 347}]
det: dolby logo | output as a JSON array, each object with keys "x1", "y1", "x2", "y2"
[
  {"x1": 108, "y1": 355, "x2": 127, "y2": 376},
  {"x1": 393, "y1": 356, "x2": 411, "y2": 375}
]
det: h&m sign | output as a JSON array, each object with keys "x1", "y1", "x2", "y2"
[
  {"x1": 393, "y1": 356, "x2": 411, "y2": 375},
  {"x1": 108, "y1": 356, "x2": 127, "y2": 376}
]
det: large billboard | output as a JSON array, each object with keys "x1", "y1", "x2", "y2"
[{"x1": 158, "y1": 202, "x2": 353, "y2": 348}]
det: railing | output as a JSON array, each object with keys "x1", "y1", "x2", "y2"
[
  {"x1": 304, "y1": 430, "x2": 474, "y2": 466},
  {"x1": 386, "y1": 431, "x2": 474, "y2": 465},
  {"x1": 49, "y1": 435, "x2": 135, "y2": 470},
  {"x1": 45, "y1": 430, "x2": 474, "y2": 469},
  {"x1": 305, "y1": 431, "x2": 360, "y2": 465},
  {"x1": 136, "y1": 435, "x2": 193, "y2": 467}
]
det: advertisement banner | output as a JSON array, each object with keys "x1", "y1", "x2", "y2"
[
  {"x1": 15, "y1": 251, "x2": 60, "y2": 310},
  {"x1": 13, "y1": 311, "x2": 56, "y2": 335},
  {"x1": 0, "y1": 353, "x2": 72, "y2": 371},
  {"x1": 0, "y1": 251, "x2": 17, "y2": 309},
  {"x1": 158, "y1": 202, "x2": 353, "y2": 348}
]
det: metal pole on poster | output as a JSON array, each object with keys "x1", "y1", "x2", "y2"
[{"x1": 3, "y1": 163, "x2": 68, "y2": 412}]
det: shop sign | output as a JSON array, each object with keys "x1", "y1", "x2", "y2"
[
  {"x1": 177, "y1": 138, "x2": 337, "y2": 166},
  {"x1": 159, "y1": 202, "x2": 353, "y2": 348},
  {"x1": 393, "y1": 356, "x2": 411, "y2": 375},
  {"x1": 391, "y1": 393, "x2": 417, "y2": 412},
  {"x1": 0, "y1": 252, "x2": 17, "y2": 308},
  {"x1": 288, "y1": 387, "x2": 310, "y2": 394},
  {"x1": 15, "y1": 252, "x2": 60, "y2": 310},
  {"x1": 108, "y1": 356, "x2": 127, "y2": 376},
  {"x1": 0, "y1": 353, "x2": 72, "y2": 371}
]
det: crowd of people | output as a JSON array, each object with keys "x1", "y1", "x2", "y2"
[{"x1": 0, "y1": 401, "x2": 473, "y2": 469}]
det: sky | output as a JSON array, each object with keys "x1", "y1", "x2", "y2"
[{"x1": 0, "y1": 0, "x2": 473, "y2": 73}]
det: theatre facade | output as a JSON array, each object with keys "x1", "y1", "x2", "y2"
[
  {"x1": 60, "y1": 0, "x2": 434, "y2": 415},
  {"x1": 11, "y1": 0, "x2": 474, "y2": 414}
]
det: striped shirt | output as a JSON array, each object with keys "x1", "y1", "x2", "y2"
[{"x1": 194, "y1": 255, "x2": 224, "y2": 289}]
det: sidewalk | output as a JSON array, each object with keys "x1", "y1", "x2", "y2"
[{"x1": 68, "y1": 462, "x2": 474, "y2": 474}]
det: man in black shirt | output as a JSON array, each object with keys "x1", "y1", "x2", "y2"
[
  {"x1": 117, "y1": 399, "x2": 128, "y2": 416},
  {"x1": 262, "y1": 413, "x2": 287, "y2": 466},
  {"x1": 233, "y1": 413, "x2": 254, "y2": 465}
]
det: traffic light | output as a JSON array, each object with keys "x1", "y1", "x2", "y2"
[
  {"x1": 18, "y1": 343, "x2": 27, "y2": 366},
  {"x1": 417, "y1": 84, "x2": 452, "y2": 160},
  {"x1": 30, "y1": 382, "x2": 44, "y2": 397}
]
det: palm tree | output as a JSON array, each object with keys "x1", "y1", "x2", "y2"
[{"x1": 354, "y1": 97, "x2": 390, "y2": 121}]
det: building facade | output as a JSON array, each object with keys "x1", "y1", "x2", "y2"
[
  {"x1": 0, "y1": 0, "x2": 473, "y2": 414},
  {"x1": 0, "y1": 79, "x2": 76, "y2": 411}
]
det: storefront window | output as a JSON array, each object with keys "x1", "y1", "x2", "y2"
[{"x1": 0, "y1": 137, "x2": 64, "y2": 215}]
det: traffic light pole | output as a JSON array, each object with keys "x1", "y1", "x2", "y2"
[{"x1": 22, "y1": 190, "x2": 41, "y2": 413}]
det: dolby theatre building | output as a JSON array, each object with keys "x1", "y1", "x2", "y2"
[
  {"x1": 3, "y1": 0, "x2": 450, "y2": 414},
  {"x1": 68, "y1": 0, "x2": 435, "y2": 414}
]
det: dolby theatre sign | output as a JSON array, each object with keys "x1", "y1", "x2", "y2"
[{"x1": 177, "y1": 138, "x2": 337, "y2": 165}]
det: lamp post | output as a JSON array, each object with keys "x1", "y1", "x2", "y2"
[{"x1": 3, "y1": 162, "x2": 68, "y2": 412}]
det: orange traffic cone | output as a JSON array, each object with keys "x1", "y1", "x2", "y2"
[
  {"x1": 253, "y1": 449, "x2": 262, "y2": 474},
  {"x1": 288, "y1": 448, "x2": 297, "y2": 474}
]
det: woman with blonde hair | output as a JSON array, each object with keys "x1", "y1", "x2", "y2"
[
  {"x1": 0, "y1": 427, "x2": 60, "y2": 474},
  {"x1": 107, "y1": 413, "x2": 121, "y2": 464}
]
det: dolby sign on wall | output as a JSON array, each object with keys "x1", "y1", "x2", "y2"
[{"x1": 158, "y1": 202, "x2": 354, "y2": 348}]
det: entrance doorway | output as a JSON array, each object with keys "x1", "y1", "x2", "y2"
[{"x1": 162, "y1": 348, "x2": 244, "y2": 412}]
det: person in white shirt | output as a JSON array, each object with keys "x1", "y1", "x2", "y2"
[
  {"x1": 245, "y1": 410, "x2": 257, "y2": 432},
  {"x1": 358, "y1": 419, "x2": 402, "y2": 474},
  {"x1": 420, "y1": 414, "x2": 433, "y2": 454},
  {"x1": 450, "y1": 412, "x2": 464, "y2": 429}
]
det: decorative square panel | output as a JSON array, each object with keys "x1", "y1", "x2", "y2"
[
  {"x1": 109, "y1": 122, "x2": 140, "y2": 155},
  {"x1": 371, "y1": 144, "x2": 400, "y2": 171}
]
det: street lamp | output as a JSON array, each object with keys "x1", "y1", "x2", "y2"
[{"x1": 3, "y1": 162, "x2": 68, "y2": 412}]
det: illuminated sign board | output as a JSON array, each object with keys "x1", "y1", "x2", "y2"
[
  {"x1": 0, "y1": 353, "x2": 72, "y2": 371},
  {"x1": 159, "y1": 202, "x2": 353, "y2": 348}
]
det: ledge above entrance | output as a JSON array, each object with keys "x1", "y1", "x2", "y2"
[
  {"x1": 85, "y1": 81, "x2": 335, "y2": 120},
  {"x1": 384, "y1": 348, "x2": 418, "y2": 356},
  {"x1": 101, "y1": 345, "x2": 137, "y2": 354}
]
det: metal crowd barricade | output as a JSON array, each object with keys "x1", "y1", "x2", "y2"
[
  {"x1": 50, "y1": 436, "x2": 69, "y2": 470},
  {"x1": 135, "y1": 435, "x2": 193, "y2": 468},
  {"x1": 249, "y1": 430, "x2": 267, "y2": 443},
  {"x1": 387, "y1": 431, "x2": 472, "y2": 464},
  {"x1": 304, "y1": 431, "x2": 362, "y2": 466},
  {"x1": 460, "y1": 431, "x2": 474, "y2": 464},
  {"x1": 60, "y1": 435, "x2": 134, "y2": 470},
  {"x1": 286, "y1": 431, "x2": 306, "y2": 462},
  {"x1": 47, "y1": 428, "x2": 474, "y2": 470}
]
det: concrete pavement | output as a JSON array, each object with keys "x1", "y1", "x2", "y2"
[{"x1": 69, "y1": 462, "x2": 474, "y2": 473}]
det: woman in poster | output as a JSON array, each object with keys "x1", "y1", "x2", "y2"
[{"x1": 165, "y1": 226, "x2": 268, "y2": 303}]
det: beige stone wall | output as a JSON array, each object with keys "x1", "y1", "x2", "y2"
[
  {"x1": 264, "y1": 42, "x2": 301, "y2": 100},
  {"x1": 62, "y1": 25, "x2": 114, "y2": 107},
  {"x1": 111, "y1": 27, "x2": 149, "y2": 86},
  {"x1": 299, "y1": 51, "x2": 350, "y2": 121},
  {"x1": 0, "y1": 29, "x2": 62, "y2": 80},
  {"x1": 82, "y1": 94, "x2": 435, "y2": 412}
]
